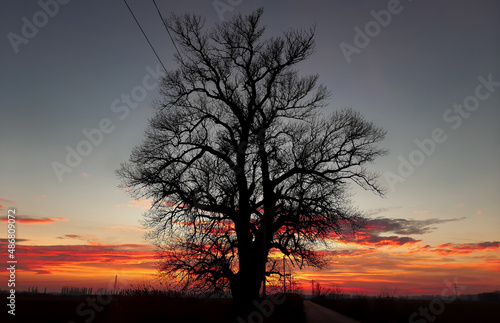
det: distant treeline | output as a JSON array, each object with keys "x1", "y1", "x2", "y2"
[
  {"x1": 476, "y1": 291, "x2": 500, "y2": 301},
  {"x1": 0, "y1": 287, "x2": 498, "y2": 302},
  {"x1": 60, "y1": 286, "x2": 118, "y2": 296}
]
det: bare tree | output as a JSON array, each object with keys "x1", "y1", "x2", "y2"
[
  {"x1": 312, "y1": 282, "x2": 344, "y2": 300},
  {"x1": 117, "y1": 8, "x2": 386, "y2": 314}
]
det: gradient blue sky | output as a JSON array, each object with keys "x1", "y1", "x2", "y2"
[{"x1": 1, "y1": 0, "x2": 499, "y2": 293}]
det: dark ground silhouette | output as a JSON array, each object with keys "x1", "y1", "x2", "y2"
[{"x1": 2, "y1": 292, "x2": 498, "y2": 323}]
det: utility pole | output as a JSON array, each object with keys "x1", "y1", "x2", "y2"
[
  {"x1": 262, "y1": 216, "x2": 266, "y2": 299},
  {"x1": 453, "y1": 282, "x2": 459, "y2": 299},
  {"x1": 283, "y1": 256, "x2": 286, "y2": 293}
]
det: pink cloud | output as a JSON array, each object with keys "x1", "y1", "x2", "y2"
[
  {"x1": 57, "y1": 234, "x2": 96, "y2": 240},
  {"x1": 116, "y1": 199, "x2": 152, "y2": 209},
  {"x1": 0, "y1": 216, "x2": 69, "y2": 225}
]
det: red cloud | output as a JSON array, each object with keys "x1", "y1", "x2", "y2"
[
  {"x1": 35, "y1": 270, "x2": 52, "y2": 275},
  {"x1": 331, "y1": 216, "x2": 465, "y2": 249},
  {"x1": 0, "y1": 243, "x2": 157, "y2": 275},
  {"x1": 0, "y1": 238, "x2": 29, "y2": 243},
  {"x1": 348, "y1": 232, "x2": 421, "y2": 247},
  {"x1": 434, "y1": 241, "x2": 500, "y2": 255},
  {"x1": 0, "y1": 217, "x2": 69, "y2": 225},
  {"x1": 313, "y1": 248, "x2": 378, "y2": 259}
]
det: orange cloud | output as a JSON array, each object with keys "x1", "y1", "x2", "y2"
[
  {"x1": 88, "y1": 241, "x2": 107, "y2": 246},
  {"x1": 0, "y1": 216, "x2": 69, "y2": 225},
  {"x1": 293, "y1": 245, "x2": 500, "y2": 296}
]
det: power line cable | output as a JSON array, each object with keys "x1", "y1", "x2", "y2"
[
  {"x1": 123, "y1": 0, "x2": 167, "y2": 71},
  {"x1": 152, "y1": 0, "x2": 183, "y2": 59}
]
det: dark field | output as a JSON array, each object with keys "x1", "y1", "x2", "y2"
[
  {"x1": 0, "y1": 292, "x2": 305, "y2": 323},
  {"x1": 1, "y1": 293, "x2": 498, "y2": 323},
  {"x1": 314, "y1": 297, "x2": 499, "y2": 323}
]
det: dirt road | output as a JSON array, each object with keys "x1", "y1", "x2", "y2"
[{"x1": 303, "y1": 300, "x2": 361, "y2": 323}]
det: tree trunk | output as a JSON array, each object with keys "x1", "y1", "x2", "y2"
[
  {"x1": 230, "y1": 277, "x2": 262, "y2": 320},
  {"x1": 230, "y1": 250, "x2": 264, "y2": 319}
]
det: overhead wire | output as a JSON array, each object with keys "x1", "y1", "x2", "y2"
[
  {"x1": 123, "y1": 0, "x2": 167, "y2": 71},
  {"x1": 152, "y1": 0, "x2": 183, "y2": 60}
]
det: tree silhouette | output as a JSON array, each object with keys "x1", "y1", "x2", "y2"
[{"x1": 117, "y1": 8, "x2": 386, "y2": 314}]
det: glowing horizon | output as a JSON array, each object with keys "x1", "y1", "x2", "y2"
[{"x1": 1, "y1": 204, "x2": 498, "y2": 296}]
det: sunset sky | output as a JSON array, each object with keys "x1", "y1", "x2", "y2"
[{"x1": 1, "y1": 0, "x2": 499, "y2": 295}]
